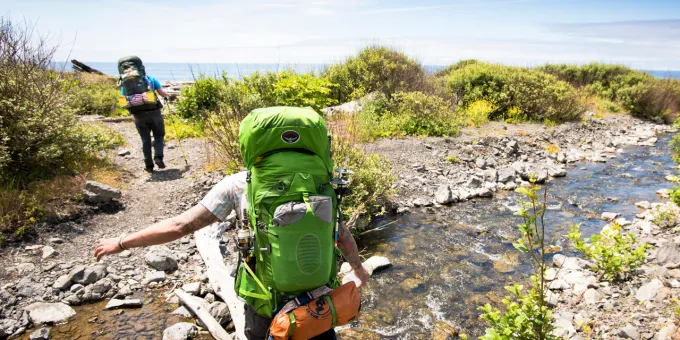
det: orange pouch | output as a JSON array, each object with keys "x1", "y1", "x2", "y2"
[{"x1": 268, "y1": 282, "x2": 361, "y2": 340}]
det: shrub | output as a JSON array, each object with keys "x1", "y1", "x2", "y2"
[
  {"x1": 446, "y1": 155, "x2": 459, "y2": 163},
  {"x1": 323, "y1": 46, "x2": 427, "y2": 103},
  {"x1": 651, "y1": 202, "x2": 680, "y2": 229},
  {"x1": 464, "y1": 99, "x2": 496, "y2": 127},
  {"x1": 0, "y1": 18, "x2": 122, "y2": 185},
  {"x1": 272, "y1": 71, "x2": 337, "y2": 111},
  {"x1": 65, "y1": 73, "x2": 126, "y2": 117},
  {"x1": 165, "y1": 115, "x2": 205, "y2": 140},
  {"x1": 358, "y1": 91, "x2": 461, "y2": 139},
  {"x1": 479, "y1": 184, "x2": 556, "y2": 340},
  {"x1": 617, "y1": 78, "x2": 679, "y2": 122},
  {"x1": 445, "y1": 62, "x2": 587, "y2": 122},
  {"x1": 567, "y1": 223, "x2": 649, "y2": 281},
  {"x1": 538, "y1": 63, "x2": 636, "y2": 96},
  {"x1": 175, "y1": 75, "x2": 224, "y2": 119},
  {"x1": 433, "y1": 59, "x2": 480, "y2": 78},
  {"x1": 594, "y1": 97, "x2": 622, "y2": 113}
]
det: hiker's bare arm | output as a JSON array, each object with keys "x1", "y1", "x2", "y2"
[
  {"x1": 337, "y1": 221, "x2": 370, "y2": 287},
  {"x1": 94, "y1": 204, "x2": 218, "y2": 260},
  {"x1": 156, "y1": 88, "x2": 168, "y2": 97}
]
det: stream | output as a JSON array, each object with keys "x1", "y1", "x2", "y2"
[
  {"x1": 346, "y1": 134, "x2": 677, "y2": 339},
  {"x1": 27, "y1": 135, "x2": 676, "y2": 339}
]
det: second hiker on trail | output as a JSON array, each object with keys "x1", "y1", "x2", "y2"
[
  {"x1": 94, "y1": 107, "x2": 370, "y2": 340},
  {"x1": 117, "y1": 56, "x2": 168, "y2": 173}
]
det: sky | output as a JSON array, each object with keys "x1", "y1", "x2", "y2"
[{"x1": 3, "y1": 0, "x2": 680, "y2": 69}]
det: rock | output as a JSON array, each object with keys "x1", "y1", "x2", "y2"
[
  {"x1": 552, "y1": 316, "x2": 576, "y2": 338},
  {"x1": 204, "y1": 293, "x2": 216, "y2": 303},
  {"x1": 544, "y1": 268, "x2": 557, "y2": 281},
  {"x1": 182, "y1": 282, "x2": 201, "y2": 296},
  {"x1": 583, "y1": 288, "x2": 601, "y2": 305},
  {"x1": 114, "y1": 285, "x2": 132, "y2": 298},
  {"x1": 145, "y1": 246, "x2": 178, "y2": 272},
  {"x1": 548, "y1": 279, "x2": 570, "y2": 291},
  {"x1": 475, "y1": 157, "x2": 487, "y2": 169},
  {"x1": 615, "y1": 217, "x2": 631, "y2": 227},
  {"x1": 69, "y1": 265, "x2": 107, "y2": 285},
  {"x1": 29, "y1": 327, "x2": 50, "y2": 340},
  {"x1": 119, "y1": 250, "x2": 132, "y2": 258},
  {"x1": 209, "y1": 301, "x2": 231, "y2": 326},
  {"x1": 143, "y1": 271, "x2": 166, "y2": 284},
  {"x1": 41, "y1": 246, "x2": 57, "y2": 259},
  {"x1": 118, "y1": 149, "x2": 131, "y2": 156},
  {"x1": 545, "y1": 290, "x2": 559, "y2": 307},
  {"x1": 25, "y1": 302, "x2": 76, "y2": 324},
  {"x1": 466, "y1": 176, "x2": 483, "y2": 188},
  {"x1": 435, "y1": 185, "x2": 455, "y2": 205},
  {"x1": 15, "y1": 262, "x2": 36, "y2": 275},
  {"x1": 171, "y1": 306, "x2": 193, "y2": 317},
  {"x1": 653, "y1": 242, "x2": 680, "y2": 264},
  {"x1": 657, "y1": 189, "x2": 671, "y2": 198},
  {"x1": 83, "y1": 181, "x2": 121, "y2": 204},
  {"x1": 547, "y1": 164, "x2": 567, "y2": 178},
  {"x1": 48, "y1": 238, "x2": 64, "y2": 244},
  {"x1": 552, "y1": 254, "x2": 582, "y2": 270},
  {"x1": 635, "y1": 279, "x2": 664, "y2": 302},
  {"x1": 635, "y1": 201, "x2": 652, "y2": 209},
  {"x1": 497, "y1": 168, "x2": 516, "y2": 184},
  {"x1": 162, "y1": 322, "x2": 198, "y2": 340},
  {"x1": 16, "y1": 277, "x2": 46, "y2": 297},
  {"x1": 412, "y1": 198, "x2": 432, "y2": 207},
  {"x1": 105, "y1": 299, "x2": 142, "y2": 309},
  {"x1": 473, "y1": 187, "x2": 493, "y2": 198},
  {"x1": 601, "y1": 212, "x2": 620, "y2": 221},
  {"x1": 657, "y1": 324, "x2": 677, "y2": 340},
  {"x1": 69, "y1": 284, "x2": 84, "y2": 293},
  {"x1": 53, "y1": 275, "x2": 72, "y2": 291},
  {"x1": 618, "y1": 324, "x2": 640, "y2": 340},
  {"x1": 26, "y1": 245, "x2": 43, "y2": 251}
]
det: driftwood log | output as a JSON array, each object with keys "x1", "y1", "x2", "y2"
[
  {"x1": 175, "y1": 289, "x2": 233, "y2": 340},
  {"x1": 71, "y1": 59, "x2": 106, "y2": 75},
  {"x1": 194, "y1": 224, "x2": 247, "y2": 340}
]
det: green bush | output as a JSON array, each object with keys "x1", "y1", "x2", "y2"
[
  {"x1": 358, "y1": 91, "x2": 461, "y2": 138},
  {"x1": 175, "y1": 75, "x2": 224, "y2": 119},
  {"x1": 272, "y1": 71, "x2": 337, "y2": 111},
  {"x1": 323, "y1": 46, "x2": 427, "y2": 103},
  {"x1": 445, "y1": 62, "x2": 586, "y2": 122},
  {"x1": 433, "y1": 59, "x2": 480, "y2": 77},
  {"x1": 567, "y1": 223, "x2": 649, "y2": 281},
  {"x1": 65, "y1": 73, "x2": 126, "y2": 117},
  {"x1": 538, "y1": 63, "x2": 636, "y2": 97},
  {"x1": 617, "y1": 78, "x2": 679, "y2": 122}
]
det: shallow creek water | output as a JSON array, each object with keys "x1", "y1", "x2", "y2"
[
  {"x1": 345, "y1": 135, "x2": 677, "y2": 339},
  {"x1": 27, "y1": 135, "x2": 676, "y2": 339}
]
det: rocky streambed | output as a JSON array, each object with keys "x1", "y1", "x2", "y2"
[{"x1": 1, "y1": 113, "x2": 679, "y2": 339}]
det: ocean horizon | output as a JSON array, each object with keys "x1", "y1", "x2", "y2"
[{"x1": 57, "y1": 61, "x2": 680, "y2": 83}]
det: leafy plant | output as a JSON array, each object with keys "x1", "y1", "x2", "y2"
[
  {"x1": 479, "y1": 183, "x2": 556, "y2": 340},
  {"x1": 465, "y1": 99, "x2": 495, "y2": 127},
  {"x1": 651, "y1": 203, "x2": 680, "y2": 229},
  {"x1": 272, "y1": 71, "x2": 337, "y2": 111},
  {"x1": 65, "y1": 73, "x2": 126, "y2": 117},
  {"x1": 323, "y1": 46, "x2": 427, "y2": 103},
  {"x1": 446, "y1": 155, "x2": 459, "y2": 163},
  {"x1": 566, "y1": 223, "x2": 649, "y2": 281},
  {"x1": 175, "y1": 75, "x2": 224, "y2": 119},
  {"x1": 358, "y1": 91, "x2": 461, "y2": 139}
]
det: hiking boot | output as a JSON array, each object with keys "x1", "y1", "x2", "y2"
[
  {"x1": 154, "y1": 158, "x2": 166, "y2": 169},
  {"x1": 144, "y1": 166, "x2": 154, "y2": 173}
]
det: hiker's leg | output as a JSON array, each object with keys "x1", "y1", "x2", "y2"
[
  {"x1": 133, "y1": 114, "x2": 154, "y2": 169},
  {"x1": 244, "y1": 304, "x2": 272, "y2": 340},
  {"x1": 149, "y1": 109, "x2": 166, "y2": 166}
]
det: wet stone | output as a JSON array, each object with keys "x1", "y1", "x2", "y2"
[
  {"x1": 162, "y1": 322, "x2": 198, "y2": 340},
  {"x1": 105, "y1": 299, "x2": 142, "y2": 310},
  {"x1": 29, "y1": 327, "x2": 50, "y2": 340}
]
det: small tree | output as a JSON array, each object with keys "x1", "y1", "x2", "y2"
[{"x1": 479, "y1": 182, "x2": 556, "y2": 340}]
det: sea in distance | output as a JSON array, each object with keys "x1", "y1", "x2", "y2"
[{"x1": 59, "y1": 61, "x2": 680, "y2": 83}]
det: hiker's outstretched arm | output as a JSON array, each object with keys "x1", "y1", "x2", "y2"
[
  {"x1": 94, "y1": 204, "x2": 219, "y2": 260},
  {"x1": 156, "y1": 88, "x2": 168, "y2": 97},
  {"x1": 337, "y1": 222, "x2": 370, "y2": 287}
]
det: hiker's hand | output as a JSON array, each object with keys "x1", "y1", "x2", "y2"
[
  {"x1": 350, "y1": 266, "x2": 370, "y2": 288},
  {"x1": 94, "y1": 238, "x2": 123, "y2": 261}
]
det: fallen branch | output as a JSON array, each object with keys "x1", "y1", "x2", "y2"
[
  {"x1": 194, "y1": 224, "x2": 247, "y2": 340},
  {"x1": 175, "y1": 288, "x2": 232, "y2": 340}
]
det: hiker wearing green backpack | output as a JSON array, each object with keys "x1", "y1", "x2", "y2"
[
  {"x1": 117, "y1": 56, "x2": 169, "y2": 172},
  {"x1": 94, "y1": 107, "x2": 369, "y2": 339}
]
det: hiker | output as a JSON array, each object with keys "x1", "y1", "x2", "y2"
[
  {"x1": 117, "y1": 56, "x2": 168, "y2": 172},
  {"x1": 94, "y1": 107, "x2": 369, "y2": 340}
]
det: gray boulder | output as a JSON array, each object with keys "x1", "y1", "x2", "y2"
[
  {"x1": 635, "y1": 279, "x2": 665, "y2": 302},
  {"x1": 143, "y1": 271, "x2": 167, "y2": 285},
  {"x1": 618, "y1": 324, "x2": 640, "y2": 340},
  {"x1": 466, "y1": 176, "x2": 483, "y2": 188},
  {"x1": 182, "y1": 282, "x2": 202, "y2": 296},
  {"x1": 29, "y1": 327, "x2": 50, "y2": 340},
  {"x1": 24, "y1": 303, "x2": 76, "y2": 324},
  {"x1": 69, "y1": 265, "x2": 107, "y2": 285},
  {"x1": 209, "y1": 301, "x2": 231, "y2": 326},
  {"x1": 83, "y1": 181, "x2": 121, "y2": 204},
  {"x1": 162, "y1": 322, "x2": 198, "y2": 340},
  {"x1": 497, "y1": 168, "x2": 516, "y2": 184},
  {"x1": 16, "y1": 277, "x2": 45, "y2": 297},
  {"x1": 435, "y1": 185, "x2": 455, "y2": 205},
  {"x1": 145, "y1": 246, "x2": 178, "y2": 272},
  {"x1": 52, "y1": 275, "x2": 72, "y2": 291}
]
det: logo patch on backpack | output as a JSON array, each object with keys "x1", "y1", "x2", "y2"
[{"x1": 281, "y1": 130, "x2": 300, "y2": 144}]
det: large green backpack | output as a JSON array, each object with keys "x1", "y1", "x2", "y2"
[{"x1": 236, "y1": 106, "x2": 338, "y2": 317}]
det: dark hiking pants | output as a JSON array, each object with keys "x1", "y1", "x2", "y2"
[
  {"x1": 244, "y1": 304, "x2": 336, "y2": 340},
  {"x1": 133, "y1": 109, "x2": 165, "y2": 168}
]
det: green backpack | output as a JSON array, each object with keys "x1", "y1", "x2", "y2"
[{"x1": 235, "y1": 106, "x2": 339, "y2": 317}]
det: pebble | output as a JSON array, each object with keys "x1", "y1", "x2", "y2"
[
  {"x1": 29, "y1": 327, "x2": 50, "y2": 340},
  {"x1": 143, "y1": 271, "x2": 167, "y2": 285},
  {"x1": 105, "y1": 299, "x2": 142, "y2": 310}
]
